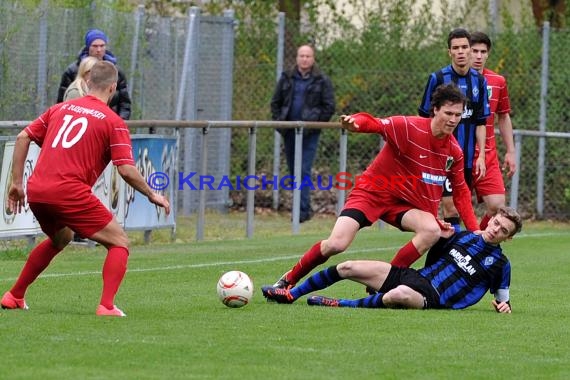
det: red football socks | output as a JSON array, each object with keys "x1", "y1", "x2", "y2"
[
  {"x1": 479, "y1": 214, "x2": 492, "y2": 230},
  {"x1": 100, "y1": 246, "x2": 129, "y2": 309},
  {"x1": 288, "y1": 241, "x2": 328, "y2": 285},
  {"x1": 10, "y1": 239, "x2": 62, "y2": 299},
  {"x1": 390, "y1": 241, "x2": 421, "y2": 268}
]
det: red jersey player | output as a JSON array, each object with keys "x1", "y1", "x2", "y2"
[
  {"x1": 2, "y1": 61, "x2": 170, "y2": 317},
  {"x1": 470, "y1": 32, "x2": 516, "y2": 229},
  {"x1": 267, "y1": 83, "x2": 479, "y2": 292}
]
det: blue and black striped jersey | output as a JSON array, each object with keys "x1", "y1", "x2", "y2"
[
  {"x1": 420, "y1": 231, "x2": 510, "y2": 309},
  {"x1": 418, "y1": 65, "x2": 490, "y2": 170}
]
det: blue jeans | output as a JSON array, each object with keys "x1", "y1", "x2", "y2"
[{"x1": 282, "y1": 130, "x2": 320, "y2": 219}]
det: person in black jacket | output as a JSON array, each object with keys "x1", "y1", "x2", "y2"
[
  {"x1": 270, "y1": 44, "x2": 336, "y2": 222},
  {"x1": 57, "y1": 29, "x2": 131, "y2": 120}
]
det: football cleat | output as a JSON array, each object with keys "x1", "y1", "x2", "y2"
[
  {"x1": 261, "y1": 286, "x2": 294, "y2": 304},
  {"x1": 1, "y1": 291, "x2": 29, "y2": 310},
  {"x1": 307, "y1": 295, "x2": 340, "y2": 307},
  {"x1": 96, "y1": 304, "x2": 126, "y2": 317}
]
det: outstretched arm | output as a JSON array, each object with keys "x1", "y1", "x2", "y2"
[
  {"x1": 117, "y1": 164, "x2": 170, "y2": 214},
  {"x1": 339, "y1": 112, "x2": 387, "y2": 134}
]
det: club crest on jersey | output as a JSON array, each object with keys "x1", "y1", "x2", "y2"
[
  {"x1": 472, "y1": 87, "x2": 479, "y2": 97},
  {"x1": 487, "y1": 85, "x2": 492, "y2": 99},
  {"x1": 484, "y1": 256, "x2": 495, "y2": 266},
  {"x1": 445, "y1": 156, "x2": 454, "y2": 171}
]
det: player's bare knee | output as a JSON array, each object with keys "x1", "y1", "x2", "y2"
[
  {"x1": 336, "y1": 261, "x2": 356, "y2": 277},
  {"x1": 382, "y1": 289, "x2": 401, "y2": 307},
  {"x1": 323, "y1": 237, "x2": 348, "y2": 255},
  {"x1": 419, "y1": 223, "x2": 442, "y2": 245},
  {"x1": 383, "y1": 286, "x2": 414, "y2": 306}
]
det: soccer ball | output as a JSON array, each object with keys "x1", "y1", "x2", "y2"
[{"x1": 216, "y1": 271, "x2": 254, "y2": 308}]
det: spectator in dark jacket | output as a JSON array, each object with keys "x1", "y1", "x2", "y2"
[
  {"x1": 57, "y1": 29, "x2": 131, "y2": 120},
  {"x1": 270, "y1": 44, "x2": 336, "y2": 222}
]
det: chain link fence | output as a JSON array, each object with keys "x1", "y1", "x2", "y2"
[{"x1": 1, "y1": 1, "x2": 568, "y2": 220}]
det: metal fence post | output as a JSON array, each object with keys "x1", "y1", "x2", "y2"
[
  {"x1": 37, "y1": 0, "x2": 49, "y2": 114},
  {"x1": 537, "y1": 21, "x2": 550, "y2": 218},
  {"x1": 246, "y1": 126, "x2": 257, "y2": 238},
  {"x1": 220, "y1": 9, "x2": 236, "y2": 215},
  {"x1": 176, "y1": 10, "x2": 194, "y2": 122},
  {"x1": 181, "y1": 7, "x2": 201, "y2": 217},
  {"x1": 337, "y1": 128, "x2": 348, "y2": 215},
  {"x1": 292, "y1": 126, "x2": 303, "y2": 234},
  {"x1": 489, "y1": 0, "x2": 499, "y2": 37},
  {"x1": 197, "y1": 124, "x2": 209, "y2": 241},
  {"x1": 129, "y1": 4, "x2": 144, "y2": 100},
  {"x1": 272, "y1": 12, "x2": 286, "y2": 211},
  {"x1": 509, "y1": 132, "x2": 522, "y2": 211},
  {"x1": 221, "y1": 9, "x2": 236, "y2": 122}
]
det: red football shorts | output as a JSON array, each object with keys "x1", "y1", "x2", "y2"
[
  {"x1": 342, "y1": 186, "x2": 416, "y2": 230},
  {"x1": 29, "y1": 194, "x2": 114, "y2": 239},
  {"x1": 473, "y1": 153, "x2": 505, "y2": 203}
]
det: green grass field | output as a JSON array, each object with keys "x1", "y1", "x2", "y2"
[{"x1": 1, "y1": 213, "x2": 569, "y2": 379}]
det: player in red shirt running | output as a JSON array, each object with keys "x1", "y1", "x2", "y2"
[
  {"x1": 267, "y1": 83, "x2": 479, "y2": 292},
  {"x1": 2, "y1": 61, "x2": 170, "y2": 317},
  {"x1": 470, "y1": 32, "x2": 516, "y2": 229}
]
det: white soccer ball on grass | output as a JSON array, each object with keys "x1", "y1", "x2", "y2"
[{"x1": 216, "y1": 270, "x2": 254, "y2": 308}]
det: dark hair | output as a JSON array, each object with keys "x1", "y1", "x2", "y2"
[
  {"x1": 430, "y1": 83, "x2": 467, "y2": 115},
  {"x1": 470, "y1": 31, "x2": 492, "y2": 51},
  {"x1": 497, "y1": 207, "x2": 523, "y2": 237},
  {"x1": 447, "y1": 28, "x2": 470, "y2": 48},
  {"x1": 89, "y1": 60, "x2": 118, "y2": 91}
]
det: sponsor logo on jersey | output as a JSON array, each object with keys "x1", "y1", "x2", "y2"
[
  {"x1": 487, "y1": 85, "x2": 492, "y2": 100},
  {"x1": 449, "y1": 248, "x2": 476, "y2": 275},
  {"x1": 421, "y1": 172, "x2": 446, "y2": 185}
]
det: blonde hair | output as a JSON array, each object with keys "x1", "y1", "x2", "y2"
[
  {"x1": 89, "y1": 60, "x2": 118, "y2": 91},
  {"x1": 64, "y1": 56, "x2": 99, "y2": 100}
]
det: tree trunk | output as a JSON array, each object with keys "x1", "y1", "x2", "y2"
[{"x1": 531, "y1": 0, "x2": 566, "y2": 29}]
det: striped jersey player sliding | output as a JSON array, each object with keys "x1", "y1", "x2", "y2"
[{"x1": 263, "y1": 206, "x2": 521, "y2": 313}]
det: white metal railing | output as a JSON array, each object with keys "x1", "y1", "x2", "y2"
[{"x1": 2, "y1": 120, "x2": 569, "y2": 241}]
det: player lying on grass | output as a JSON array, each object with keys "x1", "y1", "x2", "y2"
[{"x1": 263, "y1": 207, "x2": 521, "y2": 313}]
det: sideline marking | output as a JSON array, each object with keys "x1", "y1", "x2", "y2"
[
  {"x1": 0, "y1": 246, "x2": 402, "y2": 282},
  {"x1": 0, "y1": 232, "x2": 566, "y2": 282}
]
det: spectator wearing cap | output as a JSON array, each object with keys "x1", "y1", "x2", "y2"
[{"x1": 57, "y1": 28, "x2": 132, "y2": 120}]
